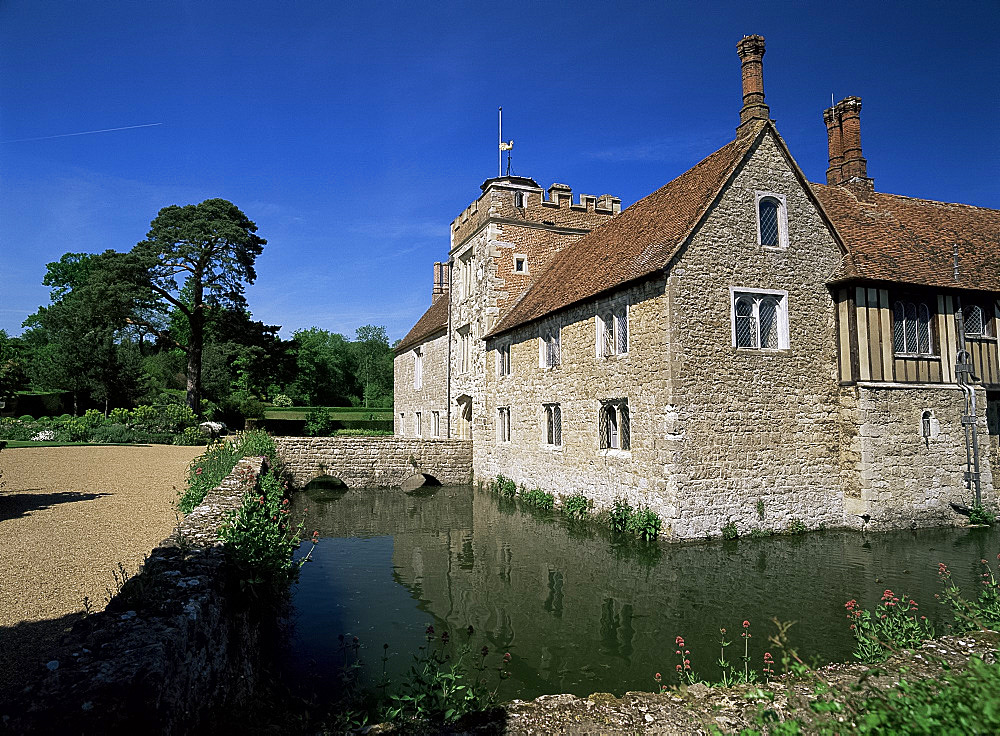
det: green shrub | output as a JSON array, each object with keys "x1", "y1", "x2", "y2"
[
  {"x1": 173, "y1": 426, "x2": 207, "y2": 446},
  {"x1": 60, "y1": 416, "x2": 93, "y2": 442},
  {"x1": 608, "y1": 498, "x2": 633, "y2": 534},
  {"x1": 92, "y1": 423, "x2": 139, "y2": 444},
  {"x1": 785, "y1": 518, "x2": 808, "y2": 535},
  {"x1": 178, "y1": 439, "x2": 243, "y2": 513},
  {"x1": 220, "y1": 469, "x2": 302, "y2": 588},
  {"x1": 749, "y1": 527, "x2": 772, "y2": 539},
  {"x1": 562, "y1": 493, "x2": 591, "y2": 519},
  {"x1": 521, "y1": 488, "x2": 555, "y2": 510},
  {"x1": 627, "y1": 507, "x2": 662, "y2": 542},
  {"x1": 969, "y1": 504, "x2": 996, "y2": 526},
  {"x1": 937, "y1": 559, "x2": 1000, "y2": 632},
  {"x1": 722, "y1": 521, "x2": 739, "y2": 540},
  {"x1": 305, "y1": 407, "x2": 336, "y2": 436},
  {"x1": 239, "y1": 429, "x2": 280, "y2": 467},
  {"x1": 488, "y1": 474, "x2": 518, "y2": 498},
  {"x1": 81, "y1": 409, "x2": 106, "y2": 429},
  {"x1": 108, "y1": 407, "x2": 130, "y2": 425},
  {"x1": 0, "y1": 418, "x2": 35, "y2": 441},
  {"x1": 845, "y1": 590, "x2": 933, "y2": 663},
  {"x1": 18, "y1": 414, "x2": 32, "y2": 421}
]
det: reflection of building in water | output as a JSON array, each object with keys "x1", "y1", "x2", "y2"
[{"x1": 296, "y1": 487, "x2": 995, "y2": 696}]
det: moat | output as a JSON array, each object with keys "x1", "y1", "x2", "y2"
[{"x1": 282, "y1": 484, "x2": 999, "y2": 702}]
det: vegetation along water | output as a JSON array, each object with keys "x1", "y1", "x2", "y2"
[{"x1": 280, "y1": 482, "x2": 999, "y2": 705}]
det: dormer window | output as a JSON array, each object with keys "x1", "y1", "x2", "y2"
[
  {"x1": 514, "y1": 191, "x2": 526, "y2": 208},
  {"x1": 755, "y1": 191, "x2": 788, "y2": 249}
]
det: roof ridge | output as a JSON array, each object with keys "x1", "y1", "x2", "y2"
[{"x1": 813, "y1": 182, "x2": 1000, "y2": 213}]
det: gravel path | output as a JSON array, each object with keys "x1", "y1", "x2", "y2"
[{"x1": 0, "y1": 444, "x2": 203, "y2": 694}]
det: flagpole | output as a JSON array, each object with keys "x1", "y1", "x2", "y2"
[{"x1": 498, "y1": 106, "x2": 502, "y2": 177}]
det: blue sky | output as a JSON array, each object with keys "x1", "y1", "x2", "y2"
[{"x1": 1, "y1": 1, "x2": 997, "y2": 341}]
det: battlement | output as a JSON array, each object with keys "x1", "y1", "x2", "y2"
[{"x1": 451, "y1": 177, "x2": 621, "y2": 246}]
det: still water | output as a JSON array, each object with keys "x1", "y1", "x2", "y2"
[{"x1": 282, "y1": 484, "x2": 998, "y2": 701}]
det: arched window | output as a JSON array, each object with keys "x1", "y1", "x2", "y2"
[
  {"x1": 735, "y1": 296, "x2": 757, "y2": 348},
  {"x1": 758, "y1": 198, "x2": 780, "y2": 247},
  {"x1": 892, "y1": 300, "x2": 934, "y2": 355},
  {"x1": 963, "y1": 304, "x2": 988, "y2": 337}
]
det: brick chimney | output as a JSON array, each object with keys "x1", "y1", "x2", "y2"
[
  {"x1": 432, "y1": 261, "x2": 450, "y2": 301},
  {"x1": 737, "y1": 35, "x2": 770, "y2": 130},
  {"x1": 824, "y1": 96, "x2": 872, "y2": 189}
]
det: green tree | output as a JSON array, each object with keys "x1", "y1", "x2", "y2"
[
  {"x1": 0, "y1": 330, "x2": 28, "y2": 405},
  {"x1": 288, "y1": 328, "x2": 358, "y2": 406},
  {"x1": 130, "y1": 199, "x2": 266, "y2": 411},
  {"x1": 354, "y1": 324, "x2": 393, "y2": 408},
  {"x1": 22, "y1": 252, "x2": 148, "y2": 414}
]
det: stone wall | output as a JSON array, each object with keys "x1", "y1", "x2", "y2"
[
  {"x1": 394, "y1": 329, "x2": 449, "y2": 437},
  {"x1": 1, "y1": 456, "x2": 272, "y2": 735},
  {"x1": 479, "y1": 130, "x2": 850, "y2": 539},
  {"x1": 274, "y1": 436, "x2": 472, "y2": 488},
  {"x1": 844, "y1": 383, "x2": 996, "y2": 528},
  {"x1": 449, "y1": 179, "x2": 619, "y2": 441}
]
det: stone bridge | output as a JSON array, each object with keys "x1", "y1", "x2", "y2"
[{"x1": 273, "y1": 436, "x2": 473, "y2": 489}]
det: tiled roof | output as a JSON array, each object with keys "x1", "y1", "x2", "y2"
[
  {"x1": 395, "y1": 296, "x2": 448, "y2": 353},
  {"x1": 487, "y1": 123, "x2": 765, "y2": 338},
  {"x1": 813, "y1": 184, "x2": 1000, "y2": 291}
]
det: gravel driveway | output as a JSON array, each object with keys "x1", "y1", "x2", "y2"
[{"x1": 0, "y1": 444, "x2": 203, "y2": 695}]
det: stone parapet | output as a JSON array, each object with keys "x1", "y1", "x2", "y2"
[{"x1": 274, "y1": 436, "x2": 473, "y2": 488}]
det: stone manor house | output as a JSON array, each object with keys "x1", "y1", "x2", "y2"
[{"x1": 394, "y1": 35, "x2": 1000, "y2": 539}]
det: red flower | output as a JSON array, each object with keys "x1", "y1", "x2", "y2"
[
  {"x1": 743, "y1": 620, "x2": 750, "y2": 628},
  {"x1": 654, "y1": 672, "x2": 662, "y2": 682},
  {"x1": 675, "y1": 636, "x2": 685, "y2": 646}
]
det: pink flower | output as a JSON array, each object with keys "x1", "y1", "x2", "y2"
[
  {"x1": 654, "y1": 672, "x2": 662, "y2": 682},
  {"x1": 743, "y1": 620, "x2": 750, "y2": 628}
]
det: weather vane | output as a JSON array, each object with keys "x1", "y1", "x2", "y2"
[{"x1": 498, "y1": 106, "x2": 513, "y2": 177}]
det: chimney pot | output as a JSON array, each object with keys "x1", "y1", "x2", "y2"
[
  {"x1": 432, "y1": 261, "x2": 450, "y2": 300},
  {"x1": 826, "y1": 96, "x2": 872, "y2": 190},
  {"x1": 736, "y1": 35, "x2": 770, "y2": 129}
]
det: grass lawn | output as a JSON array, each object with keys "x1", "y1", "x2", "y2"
[{"x1": 263, "y1": 406, "x2": 393, "y2": 421}]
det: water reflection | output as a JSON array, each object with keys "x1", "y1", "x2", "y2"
[{"x1": 283, "y1": 485, "x2": 1000, "y2": 701}]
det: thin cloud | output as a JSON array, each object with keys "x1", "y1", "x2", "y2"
[{"x1": 1, "y1": 123, "x2": 163, "y2": 144}]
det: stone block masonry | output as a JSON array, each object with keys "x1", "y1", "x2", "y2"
[
  {"x1": 274, "y1": 436, "x2": 473, "y2": 488},
  {"x1": 1, "y1": 456, "x2": 272, "y2": 735}
]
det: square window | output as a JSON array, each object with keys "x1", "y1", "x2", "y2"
[
  {"x1": 730, "y1": 288, "x2": 789, "y2": 350},
  {"x1": 514, "y1": 256, "x2": 527, "y2": 273},
  {"x1": 497, "y1": 343, "x2": 511, "y2": 376},
  {"x1": 599, "y1": 306, "x2": 628, "y2": 357},
  {"x1": 540, "y1": 327, "x2": 561, "y2": 368},
  {"x1": 497, "y1": 406, "x2": 511, "y2": 442},
  {"x1": 599, "y1": 399, "x2": 630, "y2": 450}
]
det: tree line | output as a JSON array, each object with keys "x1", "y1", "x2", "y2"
[{"x1": 0, "y1": 199, "x2": 394, "y2": 423}]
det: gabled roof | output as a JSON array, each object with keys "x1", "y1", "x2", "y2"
[
  {"x1": 813, "y1": 184, "x2": 1000, "y2": 292},
  {"x1": 395, "y1": 296, "x2": 448, "y2": 354},
  {"x1": 487, "y1": 122, "x2": 768, "y2": 338}
]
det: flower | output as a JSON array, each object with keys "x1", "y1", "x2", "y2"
[
  {"x1": 195, "y1": 467, "x2": 203, "y2": 475},
  {"x1": 425, "y1": 625, "x2": 435, "y2": 636},
  {"x1": 482, "y1": 646, "x2": 490, "y2": 658},
  {"x1": 467, "y1": 625, "x2": 475, "y2": 636},
  {"x1": 654, "y1": 672, "x2": 662, "y2": 682},
  {"x1": 441, "y1": 631, "x2": 450, "y2": 644},
  {"x1": 676, "y1": 664, "x2": 682, "y2": 671},
  {"x1": 743, "y1": 620, "x2": 750, "y2": 628},
  {"x1": 675, "y1": 636, "x2": 685, "y2": 646},
  {"x1": 503, "y1": 652, "x2": 511, "y2": 663}
]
